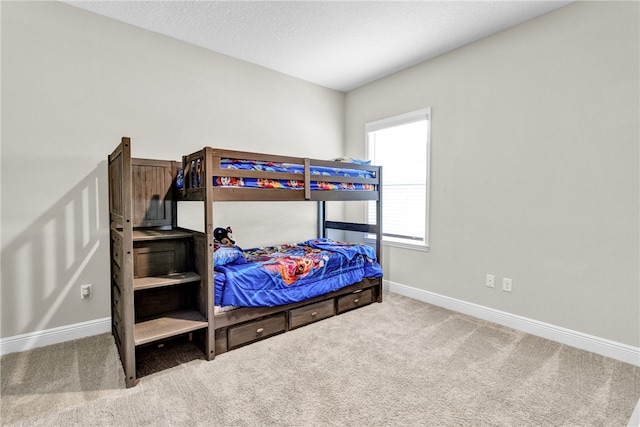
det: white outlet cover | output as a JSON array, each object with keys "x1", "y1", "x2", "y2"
[
  {"x1": 81, "y1": 284, "x2": 93, "y2": 299},
  {"x1": 486, "y1": 274, "x2": 495, "y2": 288}
]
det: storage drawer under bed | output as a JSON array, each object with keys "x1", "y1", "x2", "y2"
[
  {"x1": 337, "y1": 288, "x2": 373, "y2": 313},
  {"x1": 289, "y1": 299, "x2": 335, "y2": 330},
  {"x1": 227, "y1": 314, "x2": 286, "y2": 349}
]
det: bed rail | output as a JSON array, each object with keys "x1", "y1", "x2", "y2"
[{"x1": 179, "y1": 147, "x2": 380, "y2": 202}]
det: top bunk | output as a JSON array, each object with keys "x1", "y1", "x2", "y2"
[{"x1": 178, "y1": 147, "x2": 381, "y2": 202}]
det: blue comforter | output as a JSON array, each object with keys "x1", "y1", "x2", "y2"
[{"x1": 214, "y1": 238, "x2": 383, "y2": 307}]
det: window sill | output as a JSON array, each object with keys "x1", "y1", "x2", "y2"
[
  {"x1": 383, "y1": 240, "x2": 429, "y2": 252},
  {"x1": 364, "y1": 237, "x2": 429, "y2": 252}
]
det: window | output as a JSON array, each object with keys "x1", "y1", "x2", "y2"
[{"x1": 367, "y1": 108, "x2": 431, "y2": 250}]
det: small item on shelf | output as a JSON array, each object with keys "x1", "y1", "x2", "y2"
[
  {"x1": 214, "y1": 226, "x2": 235, "y2": 246},
  {"x1": 196, "y1": 159, "x2": 202, "y2": 186},
  {"x1": 176, "y1": 168, "x2": 184, "y2": 189}
]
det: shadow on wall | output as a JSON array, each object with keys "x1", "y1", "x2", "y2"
[{"x1": 1, "y1": 161, "x2": 109, "y2": 340}]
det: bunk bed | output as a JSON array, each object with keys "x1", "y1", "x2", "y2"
[{"x1": 109, "y1": 138, "x2": 382, "y2": 387}]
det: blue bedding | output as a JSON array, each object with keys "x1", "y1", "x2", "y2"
[{"x1": 214, "y1": 238, "x2": 383, "y2": 308}]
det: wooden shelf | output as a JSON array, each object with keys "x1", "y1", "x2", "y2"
[
  {"x1": 133, "y1": 271, "x2": 201, "y2": 291},
  {"x1": 133, "y1": 229, "x2": 194, "y2": 242},
  {"x1": 134, "y1": 310, "x2": 207, "y2": 346}
]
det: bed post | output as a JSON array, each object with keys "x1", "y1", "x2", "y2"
[
  {"x1": 376, "y1": 166, "x2": 383, "y2": 303},
  {"x1": 108, "y1": 137, "x2": 136, "y2": 387},
  {"x1": 376, "y1": 166, "x2": 383, "y2": 265},
  {"x1": 317, "y1": 201, "x2": 326, "y2": 238},
  {"x1": 203, "y1": 148, "x2": 216, "y2": 360}
]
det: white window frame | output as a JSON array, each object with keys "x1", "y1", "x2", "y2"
[{"x1": 366, "y1": 107, "x2": 431, "y2": 251}]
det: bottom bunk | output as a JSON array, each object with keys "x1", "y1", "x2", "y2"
[{"x1": 210, "y1": 237, "x2": 383, "y2": 355}]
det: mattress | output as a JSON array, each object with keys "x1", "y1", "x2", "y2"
[{"x1": 213, "y1": 238, "x2": 383, "y2": 308}]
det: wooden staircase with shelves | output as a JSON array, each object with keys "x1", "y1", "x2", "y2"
[{"x1": 109, "y1": 138, "x2": 213, "y2": 388}]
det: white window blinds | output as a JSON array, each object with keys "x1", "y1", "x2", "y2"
[{"x1": 367, "y1": 109, "x2": 430, "y2": 248}]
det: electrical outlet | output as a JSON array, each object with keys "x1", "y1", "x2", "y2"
[
  {"x1": 486, "y1": 274, "x2": 495, "y2": 288},
  {"x1": 502, "y1": 278, "x2": 512, "y2": 292},
  {"x1": 81, "y1": 284, "x2": 93, "y2": 299}
]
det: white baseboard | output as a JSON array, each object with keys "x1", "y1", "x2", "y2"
[
  {"x1": 384, "y1": 280, "x2": 640, "y2": 367},
  {"x1": 0, "y1": 317, "x2": 111, "y2": 356}
]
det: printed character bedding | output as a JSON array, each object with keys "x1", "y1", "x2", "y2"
[{"x1": 214, "y1": 238, "x2": 383, "y2": 307}]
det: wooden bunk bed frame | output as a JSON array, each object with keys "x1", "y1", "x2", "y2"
[{"x1": 109, "y1": 137, "x2": 382, "y2": 387}]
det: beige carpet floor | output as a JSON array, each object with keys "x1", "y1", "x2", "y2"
[{"x1": 2, "y1": 292, "x2": 639, "y2": 426}]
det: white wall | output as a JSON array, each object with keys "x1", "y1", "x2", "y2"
[
  {"x1": 0, "y1": 2, "x2": 344, "y2": 339},
  {"x1": 345, "y1": 1, "x2": 639, "y2": 347}
]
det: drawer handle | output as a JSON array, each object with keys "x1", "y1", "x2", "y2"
[
  {"x1": 353, "y1": 298, "x2": 360, "y2": 304},
  {"x1": 311, "y1": 311, "x2": 317, "y2": 317},
  {"x1": 256, "y1": 327, "x2": 264, "y2": 334}
]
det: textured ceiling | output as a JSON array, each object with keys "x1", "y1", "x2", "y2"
[{"x1": 64, "y1": 1, "x2": 573, "y2": 92}]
